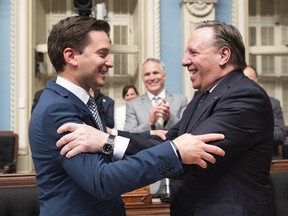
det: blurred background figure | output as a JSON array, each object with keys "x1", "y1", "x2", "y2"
[
  {"x1": 31, "y1": 89, "x2": 44, "y2": 113},
  {"x1": 114, "y1": 85, "x2": 139, "y2": 130},
  {"x1": 244, "y1": 65, "x2": 286, "y2": 159},
  {"x1": 124, "y1": 58, "x2": 188, "y2": 199},
  {"x1": 124, "y1": 58, "x2": 188, "y2": 133}
]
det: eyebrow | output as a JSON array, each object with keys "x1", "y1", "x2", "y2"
[{"x1": 97, "y1": 47, "x2": 110, "y2": 53}]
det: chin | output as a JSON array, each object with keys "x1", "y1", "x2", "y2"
[
  {"x1": 96, "y1": 79, "x2": 106, "y2": 87},
  {"x1": 98, "y1": 83, "x2": 106, "y2": 88}
]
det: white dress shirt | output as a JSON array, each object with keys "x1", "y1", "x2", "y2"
[{"x1": 56, "y1": 76, "x2": 130, "y2": 160}]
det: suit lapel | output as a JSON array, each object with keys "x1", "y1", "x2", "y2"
[
  {"x1": 183, "y1": 70, "x2": 244, "y2": 133},
  {"x1": 45, "y1": 81, "x2": 105, "y2": 131},
  {"x1": 179, "y1": 93, "x2": 201, "y2": 134},
  {"x1": 186, "y1": 93, "x2": 216, "y2": 132},
  {"x1": 142, "y1": 93, "x2": 153, "y2": 112},
  {"x1": 165, "y1": 91, "x2": 173, "y2": 105}
]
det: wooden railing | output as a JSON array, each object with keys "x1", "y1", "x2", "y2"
[{"x1": 270, "y1": 159, "x2": 288, "y2": 173}]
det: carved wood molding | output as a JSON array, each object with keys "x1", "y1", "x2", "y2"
[
  {"x1": 183, "y1": 0, "x2": 217, "y2": 17},
  {"x1": 10, "y1": 0, "x2": 16, "y2": 131}
]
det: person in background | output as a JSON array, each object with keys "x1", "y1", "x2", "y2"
[
  {"x1": 124, "y1": 58, "x2": 188, "y2": 197},
  {"x1": 114, "y1": 85, "x2": 139, "y2": 130},
  {"x1": 31, "y1": 89, "x2": 44, "y2": 113},
  {"x1": 91, "y1": 87, "x2": 115, "y2": 128},
  {"x1": 244, "y1": 65, "x2": 286, "y2": 159},
  {"x1": 57, "y1": 20, "x2": 275, "y2": 216},
  {"x1": 29, "y1": 16, "x2": 225, "y2": 216},
  {"x1": 124, "y1": 58, "x2": 188, "y2": 132}
]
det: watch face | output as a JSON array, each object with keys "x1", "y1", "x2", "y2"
[{"x1": 102, "y1": 143, "x2": 113, "y2": 154}]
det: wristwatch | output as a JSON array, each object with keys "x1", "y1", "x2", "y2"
[{"x1": 101, "y1": 135, "x2": 115, "y2": 155}]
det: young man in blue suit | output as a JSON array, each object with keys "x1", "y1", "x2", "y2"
[
  {"x1": 57, "y1": 20, "x2": 275, "y2": 216},
  {"x1": 28, "y1": 16, "x2": 225, "y2": 216}
]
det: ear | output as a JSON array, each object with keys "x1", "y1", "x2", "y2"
[
  {"x1": 218, "y1": 46, "x2": 231, "y2": 66},
  {"x1": 63, "y1": 48, "x2": 78, "y2": 67},
  {"x1": 163, "y1": 72, "x2": 167, "y2": 81}
]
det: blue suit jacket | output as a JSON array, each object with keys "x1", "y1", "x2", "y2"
[
  {"x1": 28, "y1": 81, "x2": 183, "y2": 216},
  {"x1": 120, "y1": 70, "x2": 275, "y2": 216}
]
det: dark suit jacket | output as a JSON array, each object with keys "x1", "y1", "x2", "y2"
[
  {"x1": 269, "y1": 97, "x2": 286, "y2": 153},
  {"x1": 93, "y1": 88, "x2": 115, "y2": 128},
  {"x1": 31, "y1": 89, "x2": 44, "y2": 113},
  {"x1": 120, "y1": 70, "x2": 275, "y2": 216},
  {"x1": 29, "y1": 81, "x2": 184, "y2": 216}
]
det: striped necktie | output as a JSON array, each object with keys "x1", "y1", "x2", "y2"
[
  {"x1": 152, "y1": 96, "x2": 161, "y2": 107},
  {"x1": 152, "y1": 96, "x2": 164, "y2": 127},
  {"x1": 87, "y1": 96, "x2": 104, "y2": 131}
]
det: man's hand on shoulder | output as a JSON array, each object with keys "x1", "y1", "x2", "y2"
[
  {"x1": 173, "y1": 133, "x2": 225, "y2": 168},
  {"x1": 56, "y1": 123, "x2": 108, "y2": 158}
]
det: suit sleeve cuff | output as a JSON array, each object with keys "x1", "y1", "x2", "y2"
[{"x1": 113, "y1": 135, "x2": 130, "y2": 160}]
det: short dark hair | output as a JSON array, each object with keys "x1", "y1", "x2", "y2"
[
  {"x1": 48, "y1": 16, "x2": 110, "y2": 72},
  {"x1": 196, "y1": 20, "x2": 247, "y2": 70},
  {"x1": 122, "y1": 85, "x2": 139, "y2": 99}
]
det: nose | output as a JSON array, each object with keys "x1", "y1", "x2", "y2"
[
  {"x1": 148, "y1": 73, "x2": 156, "y2": 80},
  {"x1": 182, "y1": 55, "x2": 191, "y2": 67},
  {"x1": 105, "y1": 55, "x2": 114, "y2": 68},
  {"x1": 125, "y1": 96, "x2": 132, "y2": 101}
]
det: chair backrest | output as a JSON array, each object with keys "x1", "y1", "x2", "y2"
[
  {"x1": 0, "y1": 173, "x2": 40, "y2": 216},
  {"x1": 0, "y1": 131, "x2": 18, "y2": 173},
  {"x1": 270, "y1": 159, "x2": 288, "y2": 216},
  {"x1": 270, "y1": 172, "x2": 288, "y2": 216}
]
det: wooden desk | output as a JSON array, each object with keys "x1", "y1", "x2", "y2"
[
  {"x1": 125, "y1": 202, "x2": 170, "y2": 216},
  {"x1": 270, "y1": 159, "x2": 288, "y2": 173},
  {"x1": 122, "y1": 186, "x2": 170, "y2": 215}
]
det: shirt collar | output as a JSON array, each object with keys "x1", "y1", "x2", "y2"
[
  {"x1": 206, "y1": 77, "x2": 224, "y2": 94},
  {"x1": 56, "y1": 76, "x2": 90, "y2": 104},
  {"x1": 147, "y1": 89, "x2": 166, "y2": 101}
]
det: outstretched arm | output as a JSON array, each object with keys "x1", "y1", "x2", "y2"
[{"x1": 56, "y1": 123, "x2": 225, "y2": 168}]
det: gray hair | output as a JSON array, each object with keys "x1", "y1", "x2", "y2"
[{"x1": 142, "y1": 58, "x2": 166, "y2": 73}]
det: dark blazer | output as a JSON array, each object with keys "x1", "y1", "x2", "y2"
[
  {"x1": 269, "y1": 97, "x2": 286, "y2": 154},
  {"x1": 120, "y1": 70, "x2": 275, "y2": 216},
  {"x1": 31, "y1": 89, "x2": 44, "y2": 113},
  {"x1": 29, "y1": 81, "x2": 184, "y2": 216},
  {"x1": 93, "y1": 88, "x2": 115, "y2": 128}
]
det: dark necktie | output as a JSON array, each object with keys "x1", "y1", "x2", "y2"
[
  {"x1": 197, "y1": 92, "x2": 209, "y2": 110},
  {"x1": 87, "y1": 96, "x2": 104, "y2": 131}
]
